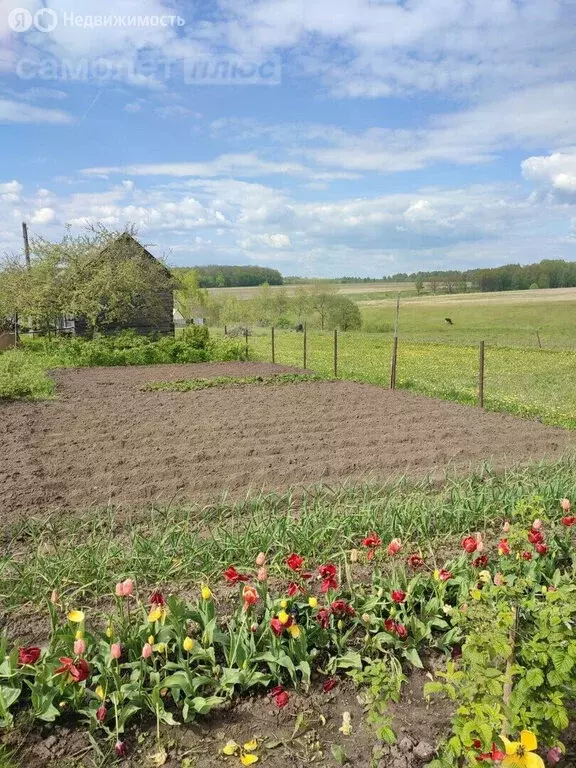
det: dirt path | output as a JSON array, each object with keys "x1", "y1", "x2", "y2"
[{"x1": 1, "y1": 361, "x2": 573, "y2": 522}]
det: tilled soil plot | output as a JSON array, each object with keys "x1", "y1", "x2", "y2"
[{"x1": 1, "y1": 361, "x2": 573, "y2": 522}]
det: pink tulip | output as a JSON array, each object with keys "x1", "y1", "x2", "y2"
[
  {"x1": 494, "y1": 572, "x2": 506, "y2": 586},
  {"x1": 115, "y1": 582, "x2": 124, "y2": 597},
  {"x1": 561, "y1": 498, "x2": 571, "y2": 512},
  {"x1": 73, "y1": 638, "x2": 86, "y2": 655},
  {"x1": 121, "y1": 579, "x2": 134, "y2": 596},
  {"x1": 255, "y1": 552, "x2": 267, "y2": 567},
  {"x1": 547, "y1": 746, "x2": 563, "y2": 765},
  {"x1": 532, "y1": 519, "x2": 543, "y2": 530},
  {"x1": 110, "y1": 643, "x2": 122, "y2": 660},
  {"x1": 502, "y1": 521, "x2": 510, "y2": 533},
  {"x1": 387, "y1": 538, "x2": 402, "y2": 555},
  {"x1": 257, "y1": 566, "x2": 268, "y2": 582},
  {"x1": 141, "y1": 643, "x2": 153, "y2": 659},
  {"x1": 475, "y1": 533, "x2": 484, "y2": 552}
]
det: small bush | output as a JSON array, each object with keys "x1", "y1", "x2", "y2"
[{"x1": 0, "y1": 350, "x2": 55, "y2": 401}]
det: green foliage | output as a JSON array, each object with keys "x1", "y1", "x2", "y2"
[
  {"x1": 327, "y1": 296, "x2": 362, "y2": 331},
  {"x1": 0, "y1": 349, "x2": 55, "y2": 400},
  {"x1": 176, "y1": 265, "x2": 284, "y2": 288},
  {"x1": 144, "y1": 373, "x2": 322, "y2": 392}
]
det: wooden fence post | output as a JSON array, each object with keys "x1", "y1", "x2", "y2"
[
  {"x1": 535, "y1": 331, "x2": 542, "y2": 349},
  {"x1": 245, "y1": 328, "x2": 249, "y2": 360},
  {"x1": 224, "y1": 324, "x2": 227, "y2": 336},
  {"x1": 390, "y1": 336, "x2": 398, "y2": 390},
  {"x1": 303, "y1": 323, "x2": 307, "y2": 369},
  {"x1": 333, "y1": 329, "x2": 338, "y2": 377},
  {"x1": 271, "y1": 326, "x2": 275, "y2": 363},
  {"x1": 478, "y1": 340, "x2": 485, "y2": 409}
]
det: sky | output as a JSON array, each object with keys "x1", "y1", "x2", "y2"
[{"x1": 0, "y1": 0, "x2": 575, "y2": 277}]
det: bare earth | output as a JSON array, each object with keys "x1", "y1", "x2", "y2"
[{"x1": 1, "y1": 362, "x2": 573, "y2": 523}]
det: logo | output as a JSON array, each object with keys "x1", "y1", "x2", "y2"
[
  {"x1": 33, "y1": 8, "x2": 58, "y2": 32},
  {"x1": 8, "y1": 8, "x2": 33, "y2": 32},
  {"x1": 8, "y1": 7, "x2": 58, "y2": 33}
]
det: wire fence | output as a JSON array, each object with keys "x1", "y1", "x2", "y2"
[{"x1": 220, "y1": 327, "x2": 576, "y2": 430}]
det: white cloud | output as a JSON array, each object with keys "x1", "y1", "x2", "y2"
[
  {"x1": 0, "y1": 98, "x2": 73, "y2": 124},
  {"x1": 154, "y1": 105, "x2": 202, "y2": 120},
  {"x1": 239, "y1": 233, "x2": 291, "y2": 249},
  {"x1": 522, "y1": 151, "x2": 576, "y2": 196},
  {"x1": 31, "y1": 207, "x2": 56, "y2": 224}
]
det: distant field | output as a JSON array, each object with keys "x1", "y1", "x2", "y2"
[
  {"x1": 245, "y1": 329, "x2": 576, "y2": 429},
  {"x1": 207, "y1": 281, "x2": 415, "y2": 299},
  {"x1": 360, "y1": 293, "x2": 576, "y2": 348}
]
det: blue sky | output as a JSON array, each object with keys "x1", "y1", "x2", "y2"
[{"x1": 1, "y1": 0, "x2": 575, "y2": 277}]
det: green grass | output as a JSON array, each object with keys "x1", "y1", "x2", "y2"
[
  {"x1": 360, "y1": 297, "x2": 576, "y2": 348},
  {"x1": 2, "y1": 458, "x2": 575, "y2": 614},
  {"x1": 246, "y1": 329, "x2": 576, "y2": 429},
  {"x1": 0, "y1": 349, "x2": 55, "y2": 401},
  {"x1": 143, "y1": 373, "x2": 322, "y2": 392}
]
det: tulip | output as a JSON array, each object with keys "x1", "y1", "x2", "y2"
[
  {"x1": 50, "y1": 590, "x2": 59, "y2": 604},
  {"x1": 122, "y1": 579, "x2": 134, "y2": 596},
  {"x1": 560, "y1": 498, "x2": 571, "y2": 512},
  {"x1": 285, "y1": 553, "x2": 304, "y2": 572},
  {"x1": 242, "y1": 585, "x2": 259, "y2": 611},
  {"x1": 478, "y1": 570, "x2": 491, "y2": 583},
  {"x1": 472, "y1": 554, "x2": 488, "y2": 567},
  {"x1": 183, "y1": 637, "x2": 194, "y2": 653},
  {"x1": 547, "y1": 746, "x2": 563, "y2": 765},
  {"x1": 387, "y1": 538, "x2": 401, "y2": 555},
  {"x1": 18, "y1": 647, "x2": 41, "y2": 666},
  {"x1": 115, "y1": 740, "x2": 128, "y2": 758},
  {"x1": 156, "y1": 643, "x2": 166, "y2": 654},
  {"x1": 115, "y1": 582, "x2": 124, "y2": 597},
  {"x1": 96, "y1": 704, "x2": 107, "y2": 722},
  {"x1": 391, "y1": 589, "x2": 406, "y2": 604},
  {"x1": 257, "y1": 566, "x2": 268, "y2": 582},
  {"x1": 535, "y1": 543, "x2": 548, "y2": 555},
  {"x1": 561, "y1": 515, "x2": 576, "y2": 527},
  {"x1": 105, "y1": 625, "x2": 114, "y2": 639},
  {"x1": 323, "y1": 678, "x2": 338, "y2": 693},
  {"x1": 201, "y1": 585, "x2": 212, "y2": 600},
  {"x1": 270, "y1": 685, "x2": 289, "y2": 708},
  {"x1": 532, "y1": 519, "x2": 543, "y2": 530},
  {"x1": 278, "y1": 609, "x2": 290, "y2": 625},
  {"x1": 67, "y1": 610, "x2": 85, "y2": 624},
  {"x1": 148, "y1": 634, "x2": 155, "y2": 645},
  {"x1": 250, "y1": 622, "x2": 258, "y2": 632},
  {"x1": 110, "y1": 643, "x2": 122, "y2": 660},
  {"x1": 528, "y1": 528, "x2": 544, "y2": 544},
  {"x1": 255, "y1": 552, "x2": 267, "y2": 567},
  {"x1": 461, "y1": 535, "x2": 477, "y2": 553},
  {"x1": 361, "y1": 612, "x2": 371, "y2": 623},
  {"x1": 362, "y1": 533, "x2": 382, "y2": 549},
  {"x1": 502, "y1": 521, "x2": 510, "y2": 533},
  {"x1": 142, "y1": 643, "x2": 153, "y2": 659},
  {"x1": 55, "y1": 656, "x2": 90, "y2": 683},
  {"x1": 270, "y1": 618, "x2": 284, "y2": 636},
  {"x1": 287, "y1": 624, "x2": 301, "y2": 639},
  {"x1": 316, "y1": 608, "x2": 330, "y2": 628},
  {"x1": 521, "y1": 551, "x2": 533, "y2": 561},
  {"x1": 349, "y1": 548, "x2": 359, "y2": 563},
  {"x1": 407, "y1": 553, "x2": 424, "y2": 569},
  {"x1": 73, "y1": 639, "x2": 86, "y2": 656},
  {"x1": 494, "y1": 572, "x2": 506, "y2": 586},
  {"x1": 96, "y1": 685, "x2": 105, "y2": 700},
  {"x1": 498, "y1": 539, "x2": 511, "y2": 555},
  {"x1": 308, "y1": 596, "x2": 318, "y2": 608},
  {"x1": 395, "y1": 622, "x2": 408, "y2": 640},
  {"x1": 224, "y1": 566, "x2": 249, "y2": 584}
]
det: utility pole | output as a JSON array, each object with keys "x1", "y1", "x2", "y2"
[{"x1": 22, "y1": 222, "x2": 31, "y2": 270}]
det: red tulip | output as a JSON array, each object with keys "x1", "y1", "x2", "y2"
[
  {"x1": 223, "y1": 566, "x2": 249, "y2": 584},
  {"x1": 316, "y1": 608, "x2": 330, "y2": 629},
  {"x1": 535, "y1": 543, "x2": 548, "y2": 555},
  {"x1": 269, "y1": 685, "x2": 290, "y2": 708},
  {"x1": 528, "y1": 529, "x2": 544, "y2": 545},
  {"x1": 473, "y1": 554, "x2": 488, "y2": 567},
  {"x1": 56, "y1": 656, "x2": 90, "y2": 683},
  {"x1": 18, "y1": 647, "x2": 41, "y2": 666},
  {"x1": 270, "y1": 618, "x2": 284, "y2": 636},
  {"x1": 387, "y1": 538, "x2": 402, "y2": 555},
  {"x1": 521, "y1": 551, "x2": 533, "y2": 561},
  {"x1": 362, "y1": 533, "x2": 381, "y2": 549},
  {"x1": 287, "y1": 582, "x2": 301, "y2": 597},
  {"x1": 438, "y1": 569, "x2": 452, "y2": 582},
  {"x1": 384, "y1": 617, "x2": 396, "y2": 632},
  {"x1": 391, "y1": 589, "x2": 406, "y2": 604},
  {"x1": 478, "y1": 743, "x2": 505, "y2": 761},
  {"x1": 561, "y1": 515, "x2": 576, "y2": 527},
  {"x1": 407, "y1": 553, "x2": 424, "y2": 569},
  {"x1": 318, "y1": 563, "x2": 338, "y2": 593},
  {"x1": 498, "y1": 539, "x2": 511, "y2": 555},
  {"x1": 285, "y1": 553, "x2": 304, "y2": 571},
  {"x1": 462, "y1": 535, "x2": 478, "y2": 553},
  {"x1": 242, "y1": 585, "x2": 258, "y2": 611},
  {"x1": 323, "y1": 678, "x2": 338, "y2": 692},
  {"x1": 394, "y1": 622, "x2": 408, "y2": 640},
  {"x1": 149, "y1": 590, "x2": 165, "y2": 606},
  {"x1": 115, "y1": 740, "x2": 128, "y2": 758},
  {"x1": 330, "y1": 599, "x2": 355, "y2": 617},
  {"x1": 96, "y1": 705, "x2": 107, "y2": 723}
]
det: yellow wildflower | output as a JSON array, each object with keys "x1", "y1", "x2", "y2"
[{"x1": 501, "y1": 731, "x2": 544, "y2": 768}]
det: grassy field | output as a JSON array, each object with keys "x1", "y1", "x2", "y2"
[
  {"x1": 207, "y1": 281, "x2": 416, "y2": 300},
  {"x1": 246, "y1": 329, "x2": 576, "y2": 429},
  {"x1": 359, "y1": 291, "x2": 576, "y2": 347}
]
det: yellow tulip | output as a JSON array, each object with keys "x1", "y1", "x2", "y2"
[
  {"x1": 67, "y1": 610, "x2": 85, "y2": 623},
  {"x1": 308, "y1": 597, "x2": 318, "y2": 608},
  {"x1": 148, "y1": 606, "x2": 162, "y2": 623},
  {"x1": 201, "y1": 585, "x2": 212, "y2": 601},
  {"x1": 278, "y1": 610, "x2": 290, "y2": 625},
  {"x1": 287, "y1": 624, "x2": 301, "y2": 639},
  {"x1": 222, "y1": 740, "x2": 239, "y2": 756},
  {"x1": 280, "y1": 600, "x2": 288, "y2": 609},
  {"x1": 243, "y1": 740, "x2": 258, "y2": 752},
  {"x1": 148, "y1": 635, "x2": 155, "y2": 645},
  {"x1": 75, "y1": 630, "x2": 84, "y2": 641},
  {"x1": 156, "y1": 643, "x2": 166, "y2": 654},
  {"x1": 105, "y1": 625, "x2": 114, "y2": 639},
  {"x1": 501, "y1": 731, "x2": 544, "y2": 768},
  {"x1": 183, "y1": 637, "x2": 194, "y2": 653},
  {"x1": 95, "y1": 685, "x2": 105, "y2": 701},
  {"x1": 240, "y1": 755, "x2": 258, "y2": 766}
]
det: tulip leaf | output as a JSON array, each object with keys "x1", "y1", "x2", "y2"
[{"x1": 331, "y1": 744, "x2": 348, "y2": 764}]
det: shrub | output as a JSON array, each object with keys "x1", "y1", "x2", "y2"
[{"x1": 0, "y1": 349, "x2": 55, "y2": 400}]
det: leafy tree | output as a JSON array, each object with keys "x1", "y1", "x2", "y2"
[
  {"x1": 175, "y1": 269, "x2": 210, "y2": 321},
  {"x1": 311, "y1": 281, "x2": 338, "y2": 331},
  {"x1": 415, "y1": 278, "x2": 425, "y2": 296},
  {"x1": 327, "y1": 296, "x2": 362, "y2": 331}
]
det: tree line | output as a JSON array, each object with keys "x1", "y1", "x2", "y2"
[
  {"x1": 383, "y1": 259, "x2": 576, "y2": 292},
  {"x1": 175, "y1": 265, "x2": 283, "y2": 288}
]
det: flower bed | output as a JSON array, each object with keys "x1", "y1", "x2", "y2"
[{"x1": 3, "y1": 500, "x2": 575, "y2": 766}]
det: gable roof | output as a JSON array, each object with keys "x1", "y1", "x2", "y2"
[{"x1": 99, "y1": 232, "x2": 173, "y2": 278}]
